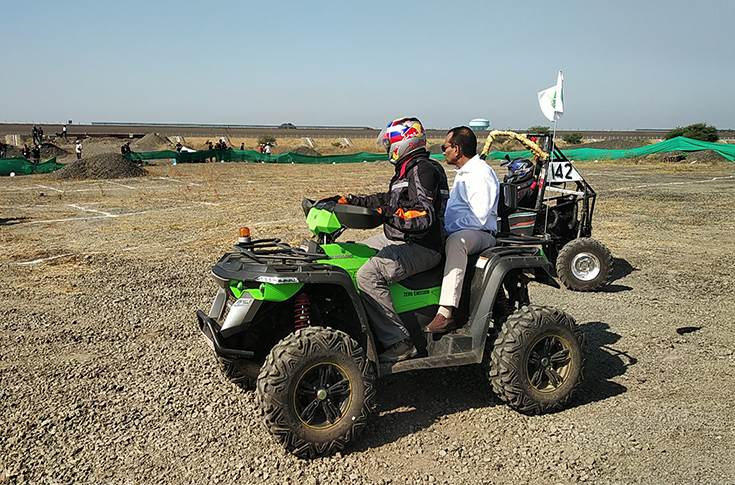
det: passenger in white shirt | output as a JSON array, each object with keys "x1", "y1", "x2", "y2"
[{"x1": 425, "y1": 126, "x2": 499, "y2": 333}]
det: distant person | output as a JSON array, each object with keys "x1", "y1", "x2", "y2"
[
  {"x1": 0, "y1": 142, "x2": 7, "y2": 158},
  {"x1": 175, "y1": 142, "x2": 183, "y2": 153},
  {"x1": 31, "y1": 125, "x2": 38, "y2": 145},
  {"x1": 22, "y1": 144, "x2": 30, "y2": 159},
  {"x1": 121, "y1": 142, "x2": 132, "y2": 156},
  {"x1": 75, "y1": 139, "x2": 82, "y2": 160},
  {"x1": 62, "y1": 124, "x2": 68, "y2": 141},
  {"x1": 31, "y1": 144, "x2": 41, "y2": 164},
  {"x1": 264, "y1": 143, "x2": 272, "y2": 157},
  {"x1": 240, "y1": 143, "x2": 244, "y2": 150},
  {"x1": 38, "y1": 126, "x2": 44, "y2": 143}
]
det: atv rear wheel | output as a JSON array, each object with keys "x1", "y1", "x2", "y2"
[
  {"x1": 556, "y1": 237, "x2": 613, "y2": 291},
  {"x1": 257, "y1": 327, "x2": 376, "y2": 458},
  {"x1": 489, "y1": 305, "x2": 583, "y2": 415}
]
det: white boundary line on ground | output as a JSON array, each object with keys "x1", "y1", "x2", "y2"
[
  {"x1": 608, "y1": 175, "x2": 735, "y2": 192},
  {"x1": 16, "y1": 254, "x2": 76, "y2": 266},
  {"x1": 67, "y1": 204, "x2": 117, "y2": 217},
  {"x1": 36, "y1": 184, "x2": 64, "y2": 193},
  {"x1": 105, "y1": 180, "x2": 136, "y2": 189},
  {"x1": 156, "y1": 176, "x2": 202, "y2": 187},
  {"x1": 27, "y1": 205, "x2": 196, "y2": 225}
]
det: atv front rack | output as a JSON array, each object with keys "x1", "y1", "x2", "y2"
[{"x1": 233, "y1": 238, "x2": 324, "y2": 264}]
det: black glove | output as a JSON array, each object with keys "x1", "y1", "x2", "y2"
[
  {"x1": 377, "y1": 205, "x2": 392, "y2": 221},
  {"x1": 314, "y1": 195, "x2": 343, "y2": 211}
]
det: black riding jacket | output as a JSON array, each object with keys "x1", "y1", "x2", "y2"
[{"x1": 349, "y1": 149, "x2": 449, "y2": 251}]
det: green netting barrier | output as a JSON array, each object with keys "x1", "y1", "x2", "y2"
[
  {"x1": 484, "y1": 136, "x2": 735, "y2": 162},
  {"x1": 125, "y1": 149, "x2": 392, "y2": 164},
  {"x1": 0, "y1": 157, "x2": 63, "y2": 176},
  {"x1": 125, "y1": 150, "x2": 179, "y2": 161},
  {"x1": 121, "y1": 136, "x2": 735, "y2": 165}
]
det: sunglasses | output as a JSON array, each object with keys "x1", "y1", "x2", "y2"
[{"x1": 440, "y1": 143, "x2": 454, "y2": 152}]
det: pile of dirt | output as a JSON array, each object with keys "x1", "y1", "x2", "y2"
[
  {"x1": 132, "y1": 133, "x2": 172, "y2": 151},
  {"x1": 40, "y1": 142, "x2": 69, "y2": 158},
  {"x1": 3, "y1": 145, "x2": 22, "y2": 157},
  {"x1": 636, "y1": 149, "x2": 728, "y2": 165},
  {"x1": 578, "y1": 138, "x2": 654, "y2": 150},
  {"x1": 291, "y1": 146, "x2": 321, "y2": 156},
  {"x1": 53, "y1": 153, "x2": 147, "y2": 180},
  {"x1": 1, "y1": 142, "x2": 68, "y2": 159},
  {"x1": 684, "y1": 149, "x2": 729, "y2": 164}
]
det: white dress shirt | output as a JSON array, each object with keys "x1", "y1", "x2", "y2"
[{"x1": 444, "y1": 154, "x2": 500, "y2": 234}]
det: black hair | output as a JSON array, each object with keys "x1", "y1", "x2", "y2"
[{"x1": 447, "y1": 126, "x2": 477, "y2": 157}]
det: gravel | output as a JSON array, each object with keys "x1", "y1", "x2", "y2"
[
  {"x1": 1, "y1": 159, "x2": 734, "y2": 483},
  {"x1": 53, "y1": 153, "x2": 147, "y2": 180}
]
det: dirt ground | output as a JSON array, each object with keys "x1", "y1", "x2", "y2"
[{"x1": 1, "y1": 157, "x2": 734, "y2": 484}]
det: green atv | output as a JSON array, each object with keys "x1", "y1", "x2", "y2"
[{"x1": 196, "y1": 199, "x2": 585, "y2": 458}]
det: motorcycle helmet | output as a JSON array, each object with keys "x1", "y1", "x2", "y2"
[
  {"x1": 377, "y1": 117, "x2": 426, "y2": 164},
  {"x1": 502, "y1": 157, "x2": 534, "y2": 183}
]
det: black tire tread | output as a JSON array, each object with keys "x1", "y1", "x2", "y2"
[
  {"x1": 256, "y1": 327, "x2": 376, "y2": 458},
  {"x1": 556, "y1": 237, "x2": 613, "y2": 292},
  {"x1": 219, "y1": 358, "x2": 259, "y2": 391},
  {"x1": 489, "y1": 305, "x2": 584, "y2": 415}
]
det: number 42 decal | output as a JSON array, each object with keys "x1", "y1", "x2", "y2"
[{"x1": 548, "y1": 161, "x2": 583, "y2": 182}]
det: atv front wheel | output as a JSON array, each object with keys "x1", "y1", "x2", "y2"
[
  {"x1": 489, "y1": 305, "x2": 583, "y2": 415},
  {"x1": 556, "y1": 237, "x2": 613, "y2": 291},
  {"x1": 257, "y1": 327, "x2": 376, "y2": 458},
  {"x1": 218, "y1": 358, "x2": 261, "y2": 391}
]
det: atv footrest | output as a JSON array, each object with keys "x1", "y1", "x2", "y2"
[
  {"x1": 426, "y1": 332, "x2": 473, "y2": 355},
  {"x1": 380, "y1": 350, "x2": 480, "y2": 375},
  {"x1": 196, "y1": 310, "x2": 255, "y2": 360}
]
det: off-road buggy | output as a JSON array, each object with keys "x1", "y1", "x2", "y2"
[
  {"x1": 196, "y1": 196, "x2": 585, "y2": 458},
  {"x1": 481, "y1": 130, "x2": 613, "y2": 291}
]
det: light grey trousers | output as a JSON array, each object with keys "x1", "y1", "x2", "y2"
[
  {"x1": 356, "y1": 233, "x2": 441, "y2": 348},
  {"x1": 439, "y1": 229, "x2": 496, "y2": 308}
]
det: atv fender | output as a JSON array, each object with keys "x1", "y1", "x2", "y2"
[{"x1": 467, "y1": 247, "x2": 558, "y2": 354}]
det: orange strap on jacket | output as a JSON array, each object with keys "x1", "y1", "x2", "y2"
[{"x1": 394, "y1": 208, "x2": 427, "y2": 220}]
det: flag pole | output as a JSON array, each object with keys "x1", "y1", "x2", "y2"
[{"x1": 550, "y1": 118, "x2": 557, "y2": 163}]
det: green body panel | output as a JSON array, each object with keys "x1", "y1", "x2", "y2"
[
  {"x1": 306, "y1": 207, "x2": 342, "y2": 236},
  {"x1": 317, "y1": 243, "x2": 376, "y2": 285},
  {"x1": 317, "y1": 242, "x2": 440, "y2": 312},
  {"x1": 390, "y1": 284, "x2": 441, "y2": 313},
  {"x1": 230, "y1": 282, "x2": 303, "y2": 301}
]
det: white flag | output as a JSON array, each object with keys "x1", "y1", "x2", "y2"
[{"x1": 538, "y1": 71, "x2": 564, "y2": 122}]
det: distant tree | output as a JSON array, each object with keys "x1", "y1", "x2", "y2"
[
  {"x1": 528, "y1": 125, "x2": 550, "y2": 134},
  {"x1": 665, "y1": 123, "x2": 718, "y2": 142},
  {"x1": 257, "y1": 135, "x2": 277, "y2": 145},
  {"x1": 562, "y1": 132, "x2": 584, "y2": 144}
]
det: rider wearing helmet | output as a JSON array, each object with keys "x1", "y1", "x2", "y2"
[{"x1": 345, "y1": 117, "x2": 449, "y2": 362}]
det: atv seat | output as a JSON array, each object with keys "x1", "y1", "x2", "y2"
[
  {"x1": 400, "y1": 261, "x2": 444, "y2": 290},
  {"x1": 399, "y1": 253, "x2": 484, "y2": 291}
]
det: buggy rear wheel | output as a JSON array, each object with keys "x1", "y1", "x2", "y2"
[
  {"x1": 556, "y1": 237, "x2": 613, "y2": 291},
  {"x1": 256, "y1": 327, "x2": 376, "y2": 458},
  {"x1": 488, "y1": 305, "x2": 584, "y2": 415}
]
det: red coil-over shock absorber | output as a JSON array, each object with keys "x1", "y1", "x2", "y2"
[{"x1": 294, "y1": 292, "x2": 311, "y2": 330}]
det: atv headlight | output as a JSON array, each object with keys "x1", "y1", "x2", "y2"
[{"x1": 255, "y1": 276, "x2": 299, "y2": 284}]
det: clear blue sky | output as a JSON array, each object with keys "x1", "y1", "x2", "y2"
[{"x1": 3, "y1": 0, "x2": 733, "y2": 130}]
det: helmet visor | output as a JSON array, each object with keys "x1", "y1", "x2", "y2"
[{"x1": 376, "y1": 127, "x2": 391, "y2": 153}]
